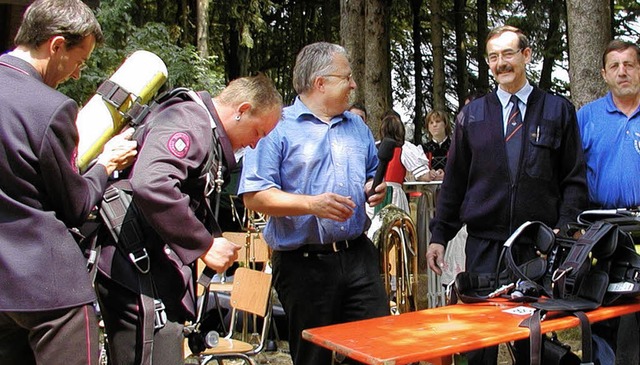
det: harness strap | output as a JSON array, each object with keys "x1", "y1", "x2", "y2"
[
  {"x1": 138, "y1": 273, "x2": 163, "y2": 365},
  {"x1": 522, "y1": 309, "x2": 591, "y2": 365},
  {"x1": 553, "y1": 221, "x2": 615, "y2": 299},
  {"x1": 100, "y1": 181, "x2": 168, "y2": 365},
  {"x1": 100, "y1": 180, "x2": 150, "y2": 274},
  {"x1": 97, "y1": 79, "x2": 134, "y2": 110}
]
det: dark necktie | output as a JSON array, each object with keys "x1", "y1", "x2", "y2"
[{"x1": 505, "y1": 95, "x2": 523, "y2": 181}]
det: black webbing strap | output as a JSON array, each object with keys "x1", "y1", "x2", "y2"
[
  {"x1": 96, "y1": 79, "x2": 152, "y2": 128},
  {"x1": 522, "y1": 309, "x2": 592, "y2": 365},
  {"x1": 97, "y1": 79, "x2": 133, "y2": 110},
  {"x1": 100, "y1": 180, "x2": 149, "y2": 274},
  {"x1": 574, "y1": 311, "x2": 593, "y2": 364},
  {"x1": 552, "y1": 221, "x2": 615, "y2": 299},
  {"x1": 100, "y1": 180, "x2": 165, "y2": 365},
  {"x1": 138, "y1": 272, "x2": 164, "y2": 365},
  {"x1": 527, "y1": 309, "x2": 545, "y2": 365}
]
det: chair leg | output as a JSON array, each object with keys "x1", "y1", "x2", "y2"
[
  {"x1": 199, "y1": 354, "x2": 223, "y2": 365},
  {"x1": 203, "y1": 354, "x2": 256, "y2": 365}
]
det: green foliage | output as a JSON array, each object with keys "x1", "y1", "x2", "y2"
[
  {"x1": 59, "y1": 0, "x2": 224, "y2": 105},
  {"x1": 229, "y1": 0, "x2": 272, "y2": 49}
]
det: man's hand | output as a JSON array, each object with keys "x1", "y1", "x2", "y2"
[
  {"x1": 201, "y1": 237, "x2": 241, "y2": 273},
  {"x1": 365, "y1": 180, "x2": 387, "y2": 207},
  {"x1": 96, "y1": 127, "x2": 137, "y2": 175},
  {"x1": 308, "y1": 192, "x2": 355, "y2": 222},
  {"x1": 426, "y1": 243, "x2": 446, "y2": 275}
]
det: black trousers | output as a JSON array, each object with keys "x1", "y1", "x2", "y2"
[
  {"x1": 95, "y1": 274, "x2": 185, "y2": 365},
  {"x1": 0, "y1": 304, "x2": 99, "y2": 365},
  {"x1": 272, "y1": 235, "x2": 389, "y2": 365},
  {"x1": 463, "y1": 235, "x2": 531, "y2": 365}
]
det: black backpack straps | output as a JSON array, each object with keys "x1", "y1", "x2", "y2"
[
  {"x1": 573, "y1": 311, "x2": 593, "y2": 364},
  {"x1": 524, "y1": 309, "x2": 545, "y2": 365},
  {"x1": 503, "y1": 221, "x2": 556, "y2": 297},
  {"x1": 99, "y1": 180, "x2": 166, "y2": 365},
  {"x1": 96, "y1": 79, "x2": 133, "y2": 110},
  {"x1": 552, "y1": 220, "x2": 615, "y2": 299},
  {"x1": 100, "y1": 180, "x2": 150, "y2": 274},
  {"x1": 521, "y1": 309, "x2": 589, "y2": 365}
]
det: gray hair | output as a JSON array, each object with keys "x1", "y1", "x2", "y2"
[
  {"x1": 14, "y1": 0, "x2": 103, "y2": 49},
  {"x1": 292, "y1": 42, "x2": 349, "y2": 95}
]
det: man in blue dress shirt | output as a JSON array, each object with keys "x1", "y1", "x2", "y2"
[{"x1": 239, "y1": 42, "x2": 389, "y2": 365}]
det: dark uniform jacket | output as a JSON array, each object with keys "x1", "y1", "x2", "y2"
[
  {"x1": 0, "y1": 54, "x2": 109, "y2": 311},
  {"x1": 97, "y1": 93, "x2": 235, "y2": 319},
  {"x1": 430, "y1": 86, "x2": 588, "y2": 246}
]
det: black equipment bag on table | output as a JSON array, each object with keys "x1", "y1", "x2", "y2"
[{"x1": 451, "y1": 214, "x2": 640, "y2": 365}]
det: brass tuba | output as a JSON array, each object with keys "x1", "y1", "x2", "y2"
[{"x1": 369, "y1": 205, "x2": 419, "y2": 314}]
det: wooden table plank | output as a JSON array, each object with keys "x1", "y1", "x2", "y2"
[{"x1": 303, "y1": 300, "x2": 640, "y2": 365}]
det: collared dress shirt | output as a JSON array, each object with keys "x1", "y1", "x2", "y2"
[{"x1": 239, "y1": 97, "x2": 378, "y2": 250}]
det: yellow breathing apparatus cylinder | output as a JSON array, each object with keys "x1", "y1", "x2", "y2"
[{"x1": 76, "y1": 50, "x2": 168, "y2": 172}]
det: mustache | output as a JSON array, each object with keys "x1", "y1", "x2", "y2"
[{"x1": 497, "y1": 64, "x2": 514, "y2": 74}]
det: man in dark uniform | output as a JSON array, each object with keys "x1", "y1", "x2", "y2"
[
  {"x1": 427, "y1": 25, "x2": 587, "y2": 365},
  {"x1": 0, "y1": 1, "x2": 137, "y2": 364},
  {"x1": 95, "y1": 74, "x2": 283, "y2": 365}
]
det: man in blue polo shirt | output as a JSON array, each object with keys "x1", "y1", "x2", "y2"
[{"x1": 577, "y1": 39, "x2": 640, "y2": 365}]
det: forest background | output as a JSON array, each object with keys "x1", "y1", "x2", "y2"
[{"x1": 57, "y1": 0, "x2": 640, "y2": 145}]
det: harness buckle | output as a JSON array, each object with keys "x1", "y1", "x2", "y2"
[
  {"x1": 129, "y1": 248, "x2": 151, "y2": 274},
  {"x1": 552, "y1": 267, "x2": 572, "y2": 282},
  {"x1": 332, "y1": 240, "x2": 349, "y2": 252},
  {"x1": 154, "y1": 299, "x2": 167, "y2": 329}
]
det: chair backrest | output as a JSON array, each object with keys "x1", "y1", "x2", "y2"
[
  {"x1": 222, "y1": 232, "x2": 271, "y2": 264},
  {"x1": 229, "y1": 267, "x2": 272, "y2": 317}
]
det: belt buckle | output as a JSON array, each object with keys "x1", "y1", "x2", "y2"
[{"x1": 332, "y1": 240, "x2": 349, "y2": 252}]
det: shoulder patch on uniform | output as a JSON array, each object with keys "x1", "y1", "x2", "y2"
[{"x1": 167, "y1": 132, "x2": 190, "y2": 158}]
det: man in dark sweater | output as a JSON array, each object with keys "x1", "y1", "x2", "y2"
[{"x1": 427, "y1": 25, "x2": 587, "y2": 365}]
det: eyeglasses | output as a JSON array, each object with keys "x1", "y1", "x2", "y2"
[
  {"x1": 323, "y1": 73, "x2": 353, "y2": 82},
  {"x1": 486, "y1": 48, "x2": 523, "y2": 64}
]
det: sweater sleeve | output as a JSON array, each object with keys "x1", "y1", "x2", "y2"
[{"x1": 428, "y1": 112, "x2": 467, "y2": 247}]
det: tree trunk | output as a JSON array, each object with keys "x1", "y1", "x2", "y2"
[
  {"x1": 476, "y1": 0, "x2": 489, "y2": 93},
  {"x1": 430, "y1": 0, "x2": 446, "y2": 112},
  {"x1": 197, "y1": 0, "x2": 209, "y2": 58},
  {"x1": 411, "y1": 0, "x2": 425, "y2": 145},
  {"x1": 566, "y1": 0, "x2": 610, "y2": 108},
  {"x1": 539, "y1": 0, "x2": 564, "y2": 91},
  {"x1": 340, "y1": 0, "x2": 366, "y2": 104},
  {"x1": 453, "y1": 0, "x2": 468, "y2": 109},
  {"x1": 364, "y1": 0, "x2": 392, "y2": 135}
]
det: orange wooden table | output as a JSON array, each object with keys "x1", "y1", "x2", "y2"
[{"x1": 302, "y1": 300, "x2": 640, "y2": 365}]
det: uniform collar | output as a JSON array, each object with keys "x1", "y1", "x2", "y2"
[{"x1": 0, "y1": 53, "x2": 43, "y2": 82}]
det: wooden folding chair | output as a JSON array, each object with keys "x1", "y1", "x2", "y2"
[
  {"x1": 222, "y1": 231, "x2": 271, "y2": 271},
  {"x1": 197, "y1": 267, "x2": 273, "y2": 365}
]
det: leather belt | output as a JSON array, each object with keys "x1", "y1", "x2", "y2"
[{"x1": 296, "y1": 234, "x2": 366, "y2": 254}]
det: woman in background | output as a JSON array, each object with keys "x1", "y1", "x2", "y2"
[
  {"x1": 422, "y1": 110, "x2": 452, "y2": 181},
  {"x1": 373, "y1": 111, "x2": 431, "y2": 215}
]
